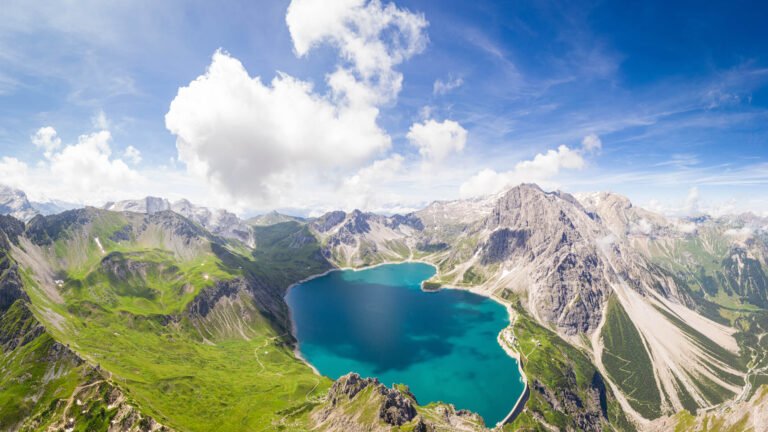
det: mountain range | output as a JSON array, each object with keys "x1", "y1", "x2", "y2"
[{"x1": 1, "y1": 183, "x2": 767, "y2": 432}]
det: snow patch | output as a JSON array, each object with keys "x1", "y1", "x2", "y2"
[{"x1": 94, "y1": 236, "x2": 105, "y2": 254}]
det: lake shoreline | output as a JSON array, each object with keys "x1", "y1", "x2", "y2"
[{"x1": 283, "y1": 258, "x2": 527, "y2": 427}]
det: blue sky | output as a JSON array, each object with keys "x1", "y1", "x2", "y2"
[{"x1": 1, "y1": 0, "x2": 767, "y2": 216}]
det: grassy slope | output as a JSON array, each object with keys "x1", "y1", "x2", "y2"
[
  {"x1": 501, "y1": 295, "x2": 634, "y2": 432},
  {"x1": 13, "y1": 210, "x2": 333, "y2": 431},
  {"x1": 0, "y1": 300, "x2": 122, "y2": 431},
  {"x1": 10, "y1": 211, "x2": 479, "y2": 432},
  {"x1": 647, "y1": 232, "x2": 766, "y2": 313},
  {"x1": 669, "y1": 385, "x2": 768, "y2": 432},
  {"x1": 601, "y1": 295, "x2": 662, "y2": 419}
]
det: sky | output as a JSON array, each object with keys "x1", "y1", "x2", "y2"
[{"x1": 1, "y1": 0, "x2": 767, "y2": 217}]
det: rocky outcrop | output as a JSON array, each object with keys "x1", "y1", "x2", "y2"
[
  {"x1": 184, "y1": 276, "x2": 291, "y2": 340},
  {"x1": 311, "y1": 211, "x2": 347, "y2": 232},
  {"x1": 311, "y1": 373, "x2": 484, "y2": 432}
]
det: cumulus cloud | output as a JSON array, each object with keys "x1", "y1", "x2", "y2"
[
  {"x1": 2, "y1": 127, "x2": 146, "y2": 204},
  {"x1": 338, "y1": 154, "x2": 405, "y2": 210},
  {"x1": 458, "y1": 133, "x2": 604, "y2": 198},
  {"x1": 630, "y1": 218, "x2": 653, "y2": 235},
  {"x1": 123, "y1": 145, "x2": 142, "y2": 164},
  {"x1": 166, "y1": 50, "x2": 392, "y2": 202},
  {"x1": 684, "y1": 186, "x2": 700, "y2": 214},
  {"x1": 31, "y1": 126, "x2": 61, "y2": 158},
  {"x1": 0, "y1": 156, "x2": 29, "y2": 189},
  {"x1": 46, "y1": 130, "x2": 145, "y2": 199},
  {"x1": 459, "y1": 144, "x2": 586, "y2": 198},
  {"x1": 286, "y1": 0, "x2": 427, "y2": 105},
  {"x1": 581, "y1": 134, "x2": 602, "y2": 152},
  {"x1": 673, "y1": 220, "x2": 698, "y2": 234},
  {"x1": 92, "y1": 110, "x2": 110, "y2": 130},
  {"x1": 407, "y1": 119, "x2": 467, "y2": 162},
  {"x1": 167, "y1": 0, "x2": 428, "y2": 208},
  {"x1": 433, "y1": 76, "x2": 463, "y2": 96}
]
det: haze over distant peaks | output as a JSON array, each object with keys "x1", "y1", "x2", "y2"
[{"x1": 0, "y1": 184, "x2": 80, "y2": 221}]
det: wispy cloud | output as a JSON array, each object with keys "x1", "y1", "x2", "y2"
[{"x1": 433, "y1": 76, "x2": 464, "y2": 96}]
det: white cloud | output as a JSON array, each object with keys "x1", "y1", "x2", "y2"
[
  {"x1": 31, "y1": 126, "x2": 61, "y2": 158},
  {"x1": 0, "y1": 156, "x2": 29, "y2": 188},
  {"x1": 630, "y1": 218, "x2": 653, "y2": 235},
  {"x1": 724, "y1": 226, "x2": 755, "y2": 237},
  {"x1": 286, "y1": 0, "x2": 427, "y2": 105},
  {"x1": 673, "y1": 220, "x2": 698, "y2": 234},
  {"x1": 123, "y1": 145, "x2": 142, "y2": 164},
  {"x1": 433, "y1": 76, "x2": 463, "y2": 96},
  {"x1": 166, "y1": 50, "x2": 392, "y2": 204},
  {"x1": 459, "y1": 144, "x2": 586, "y2": 198},
  {"x1": 92, "y1": 110, "x2": 110, "y2": 130},
  {"x1": 46, "y1": 130, "x2": 145, "y2": 200},
  {"x1": 338, "y1": 154, "x2": 405, "y2": 210},
  {"x1": 684, "y1": 186, "x2": 699, "y2": 214},
  {"x1": 407, "y1": 119, "x2": 467, "y2": 162},
  {"x1": 168, "y1": 1, "x2": 428, "y2": 208},
  {"x1": 581, "y1": 133, "x2": 602, "y2": 152},
  {"x1": 2, "y1": 127, "x2": 147, "y2": 204}
]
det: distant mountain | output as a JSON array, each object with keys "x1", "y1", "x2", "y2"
[
  {"x1": 0, "y1": 184, "x2": 81, "y2": 221},
  {"x1": 247, "y1": 210, "x2": 306, "y2": 226},
  {"x1": 0, "y1": 184, "x2": 37, "y2": 221},
  {"x1": 104, "y1": 196, "x2": 254, "y2": 246},
  {"x1": 31, "y1": 198, "x2": 81, "y2": 215}
]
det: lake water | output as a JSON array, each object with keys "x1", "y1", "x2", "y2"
[{"x1": 285, "y1": 262, "x2": 524, "y2": 426}]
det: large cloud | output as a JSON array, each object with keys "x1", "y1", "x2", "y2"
[
  {"x1": 167, "y1": 0, "x2": 429, "y2": 207},
  {"x1": 166, "y1": 50, "x2": 391, "y2": 202},
  {"x1": 0, "y1": 156, "x2": 29, "y2": 188},
  {"x1": 286, "y1": 0, "x2": 427, "y2": 104},
  {"x1": 2, "y1": 127, "x2": 146, "y2": 203}
]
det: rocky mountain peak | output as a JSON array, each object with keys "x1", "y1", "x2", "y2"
[{"x1": 0, "y1": 184, "x2": 38, "y2": 222}]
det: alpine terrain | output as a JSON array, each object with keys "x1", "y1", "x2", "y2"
[{"x1": 0, "y1": 183, "x2": 765, "y2": 431}]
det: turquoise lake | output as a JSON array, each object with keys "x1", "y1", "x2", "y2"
[{"x1": 285, "y1": 262, "x2": 524, "y2": 426}]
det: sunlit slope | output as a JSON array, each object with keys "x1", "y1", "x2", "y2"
[
  {"x1": 6, "y1": 208, "x2": 332, "y2": 431},
  {"x1": 4, "y1": 209, "x2": 479, "y2": 432},
  {"x1": 0, "y1": 214, "x2": 166, "y2": 431}
]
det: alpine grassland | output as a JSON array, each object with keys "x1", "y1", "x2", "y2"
[
  {"x1": 601, "y1": 295, "x2": 662, "y2": 419},
  {"x1": 4, "y1": 209, "x2": 334, "y2": 431},
  {"x1": 502, "y1": 296, "x2": 635, "y2": 432}
]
